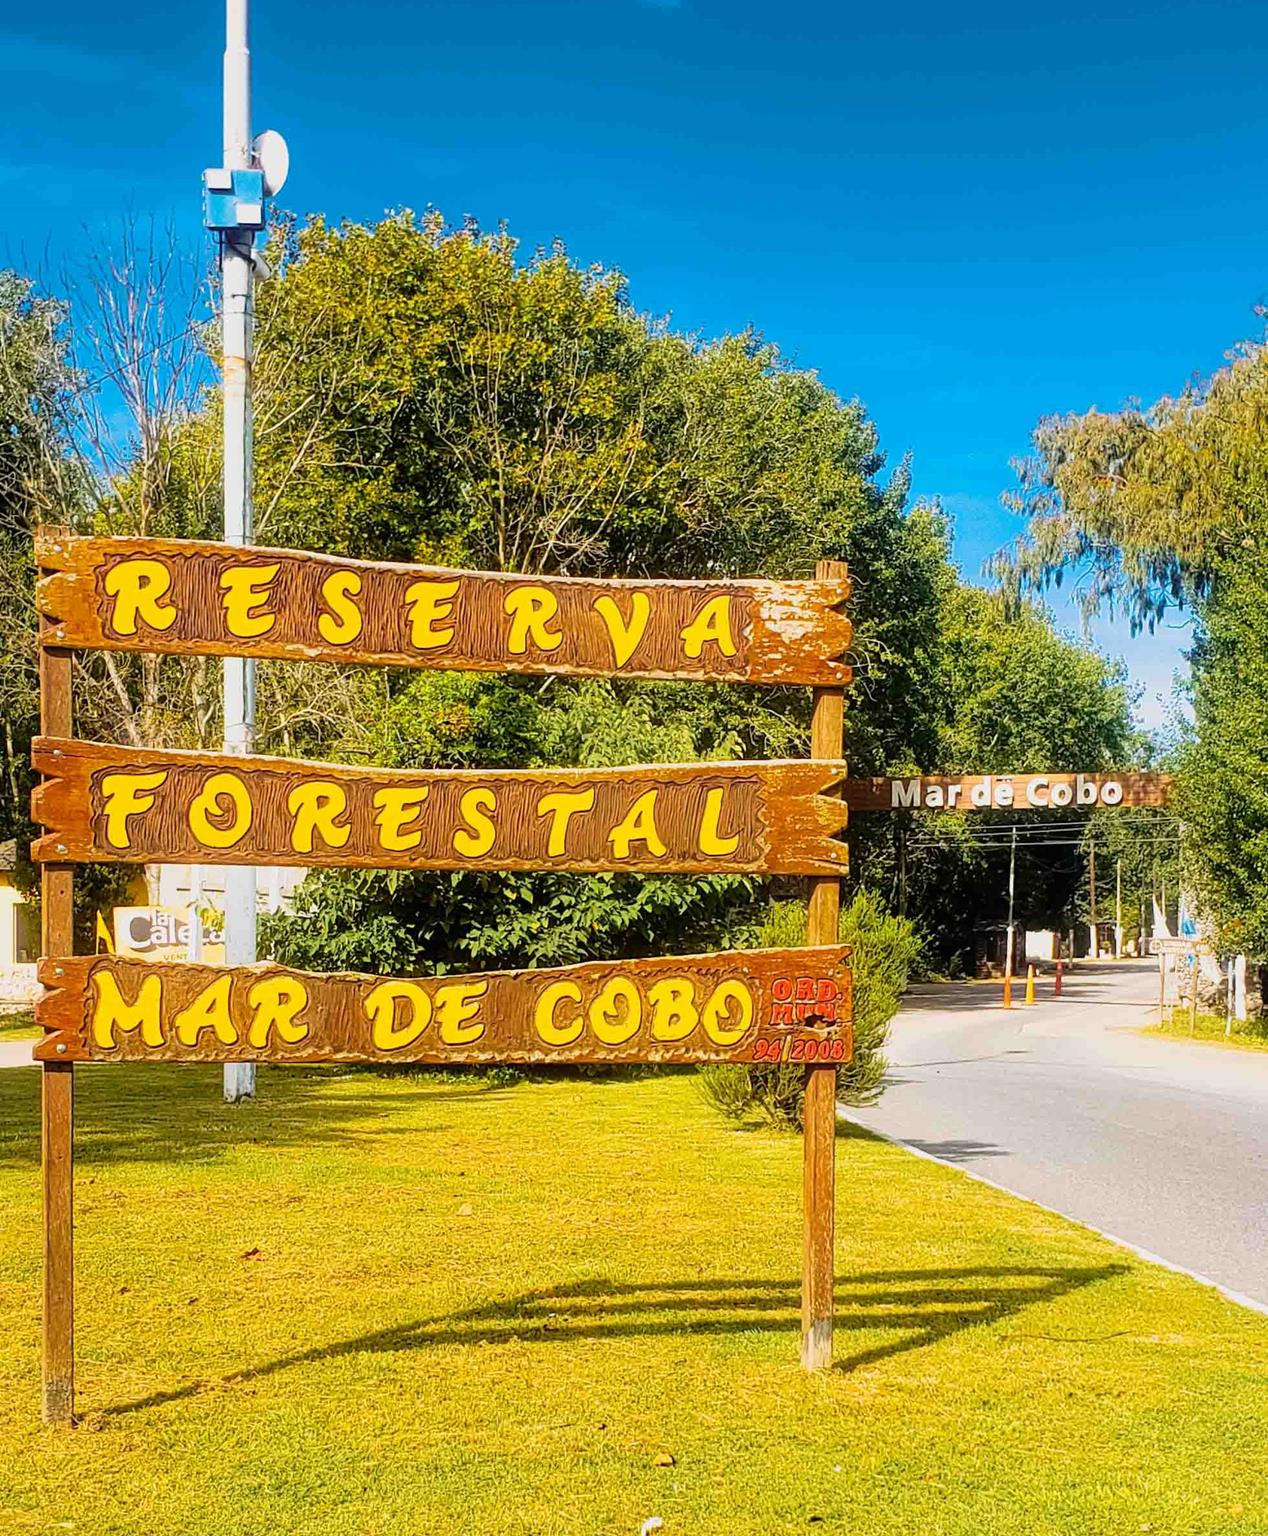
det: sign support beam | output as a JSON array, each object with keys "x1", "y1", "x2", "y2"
[
  {"x1": 802, "y1": 559, "x2": 845, "y2": 1371},
  {"x1": 39, "y1": 636, "x2": 74, "y2": 1426}
]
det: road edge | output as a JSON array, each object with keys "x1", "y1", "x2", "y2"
[{"x1": 837, "y1": 1105, "x2": 1268, "y2": 1318}]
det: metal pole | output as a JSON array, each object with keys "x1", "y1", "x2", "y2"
[
  {"x1": 1088, "y1": 839, "x2": 1098, "y2": 959},
  {"x1": 1005, "y1": 823, "x2": 1017, "y2": 981},
  {"x1": 1115, "y1": 856, "x2": 1122, "y2": 959},
  {"x1": 221, "y1": 0, "x2": 257, "y2": 1103}
]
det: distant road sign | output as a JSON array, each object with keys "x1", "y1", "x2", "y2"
[{"x1": 844, "y1": 772, "x2": 1172, "y2": 813}]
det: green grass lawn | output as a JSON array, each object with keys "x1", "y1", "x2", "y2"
[
  {"x1": 0, "y1": 1010, "x2": 37, "y2": 1043},
  {"x1": 2, "y1": 1067, "x2": 1267, "y2": 1536}
]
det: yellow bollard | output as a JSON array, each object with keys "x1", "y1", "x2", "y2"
[
  {"x1": 1025, "y1": 964, "x2": 1036, "y2": 1006},
  {"x1": 1002, "y1": 973, "x2": 1012, "y2": 1009}
]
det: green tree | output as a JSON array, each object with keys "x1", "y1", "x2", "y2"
[
  {"x1": 995, "y1": 336, "x2": 1266, "y2": 953},
  {"x1": 1173, "y1": 547, "x2": 1268, "y2": 952},
  {"x1": 851, "y1": 584, "x2": 1137, "y2": 971},
  {"x1": 698, "y1": 890, "x2": 922, "y2": 1128},
  {"x1": 0, "y1": 273, "x2": 80, "y2": 851},
  {"x1": 247, "y1": 211, "x2": 953, "y2": 974},
  {"x1": 936, "y1": 587, "x2": 1131, "y2": 773}
]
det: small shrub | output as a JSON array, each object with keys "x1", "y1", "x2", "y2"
[{"x1": 698, "y1": 890, "x2": 921, "y2": 1131}]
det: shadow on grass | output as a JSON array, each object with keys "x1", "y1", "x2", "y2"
[
  {"x1": 101, "y1": 1262, "x2": 1126, "y2": 1417},
  {"x1": 0, "y1": 1064, "x2": 518, "y2": 1169}
]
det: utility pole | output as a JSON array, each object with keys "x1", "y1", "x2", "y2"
[
  {"x1": 221, "y1": 0, "x2": 257, "y2": 1104},
  {"x1": 1115, "y1": 856, "x2": 1123, "y2": 959},
  {"x1": 1004, "y1": 822, "x2": 1017, "y2": 1002},
  {"x1": 203, "y1": 0, "x2": 287, "y2": 1103},
  {"x1": 1088, "y1": 839, "x2": 1098, "y2": 960}
]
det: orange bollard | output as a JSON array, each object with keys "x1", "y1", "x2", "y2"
[
  {"x1": 1002, "y1": 973, "x2": 1012, "y2": 1009},
  {"x1": 1054, "y1": 958, "x2": 1063, "y2": 996},
  {"x1": 1025, "y1": 964, "x2": 1036, "y2": 1005}
]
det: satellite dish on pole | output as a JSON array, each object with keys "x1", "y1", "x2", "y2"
[{"x1": 252, "y1": 129, "x2": 290, "y2": 197}]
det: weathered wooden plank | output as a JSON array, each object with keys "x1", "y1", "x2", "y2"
[
  {"x1": 35, "y1": 533, "x2": 853, "y2": 687},
  {"x1": 802, "y1": 558, "x2": 845, "y2": 1372},
  {"x1": 31, "y1": 737, "x2": 849, "y2": 876},
  {"x1": 845, "y1": 772, "x2": 1173, "y2": 813},
  {"x1": 34, "y1": 949, "x2": 854, "y2": 1067},
  {"x1": 39, "y1": 638, "x2": 74, "y2": 1428}
]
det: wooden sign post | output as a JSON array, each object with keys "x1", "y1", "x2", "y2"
[
  {"x1": 39, "y1": 628, "x2": 75, "y2": 1428},
  {"x1": 32, "y1": 532, "x2": 855, "y2": 1421},
  {"x1": 803, "y1": 561, "x2": 845, "y2": 1370}
]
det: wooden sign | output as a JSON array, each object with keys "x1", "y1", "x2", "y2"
[
  {"x1": 31, "y1": 738, "x2": 848, "y2": 876},
  {"x1": 845, "y1": 771, "x2": 1173, "y2": 813},
  {"x1": 35, "y1": 533, "x2": 853, "y2": 687},
  {"x1": 34, "y1": 947, "x2": 853, "y2": 1067},
  {"x1": 32, "y1": 533, "x2": 855, "y2": 1423}
]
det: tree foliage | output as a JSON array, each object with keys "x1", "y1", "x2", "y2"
[
  {"x1": 248, "y1": 211, "x2": 960, "y2": 972},
  {"x1": 935, "y1": 587, "x2": 1131, "y2": 773},
  {"x1": 1173, "y1": 547, "x2": 1268, "y2": 952},
  {"x1": 991, "y1": 343, "x2": 1268, "y2": 633},
  {"x1": 847, "y1": 585, "x2": 1136, "y2": 970},
  {"x1": 996, "y1": 334, "x2": 1268, "y2": 952},
  {"x1": 697, "y1": 890, "x2": 922, "y2": 1128},
  {"x1": 0, "y1": 212, "x2": 1139, "y2": 985}
]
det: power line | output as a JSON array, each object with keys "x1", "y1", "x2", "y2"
[{"x1": 66, "y1": 320, "x2": 207, "y2": 400}]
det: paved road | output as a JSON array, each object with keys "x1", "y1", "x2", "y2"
[{"x1": 847, "y1": 959, "x2": 1268, "y2": 1308}]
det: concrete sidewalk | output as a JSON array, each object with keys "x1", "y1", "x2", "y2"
[{"x1": 0, "y1": 1038, "x2": 37, "y2": 1069}]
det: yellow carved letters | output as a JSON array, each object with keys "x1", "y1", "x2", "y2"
[
  {"x1": 220, "y1": 564, "x2": 279, "y2": 638},
  {"x1": 534, "y1": 981, "x2": 584, "y2": 1047},
  {"x1": 366, "y1": 981, "x2": 432, "y2": 1052},
  {"x1": 373, "y1": 787, "x2": 430, "y2": 852},
  {"x1": 318, "y1": 570, "x2": 363, "y2": 646},
  {"x1": 434, "y1": 980, "x2": 488, "y2": 1045},
  {"x1": 698, "y1": 786, "x2": 740, "y2": 857},
  {"x1": 189, "y1": 772, "x2": 252, "y2": 849},
  {"x1": 247, "y1": 975, "x2": 310, "y2": 1048},
  {"x1": 505, "y1": 586, "x2": 563, "y2": 654},
  {"x1": 103, "y1": 559, "x2": 177, "y2": 636},
  {"x1": 587, "y1": 977, "x2": 641, "y2": 1046},
  {"x1": 609, "y1": 790, "x2": 666, "y2": 860},
  {"x1": 91, "y1": 970, "x2": 165, "y2": 1050},
  {"x1": 680, "y1": 595, "x2": 737, "y2": 660},
  {"x1": 288, "y1": 781, "x2": 351, "y2": 854},
  {"x1": 405, "y1": 579, "x2": 460, "y2": 650},
  {"x1": 99, "y1": 770, "x2": 168, "y2": 850},
  {"x1": 701, "y1": 979, "x2": 753, "y2": 1046},
  {"x1": 69, "y1": 958, "x2": 817, "y2": 1065},
  {"x1": 173, "y1": 974, "x2": 238, "y2": 1047},
  {"x1": 648, "y1": 977, "x2": 699, "y2": 1042},
  {"x1": 593, "y1": 592, "x2": 651, "y2": 668},
  {"x1": 454, "y1": 788, "x2": 497, "y2": 857},
  {"x1": 536, "y1": 788, "x2": 595, "y2": 857}
]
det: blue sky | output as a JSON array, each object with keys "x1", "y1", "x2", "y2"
[{"x1": 7, "y1": 0, "x2": 1265, "y2": 728}]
